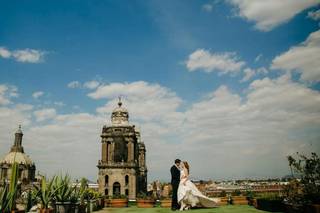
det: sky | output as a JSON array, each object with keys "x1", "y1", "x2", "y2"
[{"x1": 0, "y1": 0, "x2": 320, "y2": 182}]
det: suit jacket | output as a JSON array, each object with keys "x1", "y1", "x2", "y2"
[{"x1": 170, "y1": 165, "x2": 180, "y2": 184}]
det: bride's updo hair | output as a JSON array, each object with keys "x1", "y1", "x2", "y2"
[{"x1": 183, "y1": 161, "x2": 190, "y2": 173}]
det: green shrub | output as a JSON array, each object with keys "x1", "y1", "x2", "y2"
[
  {"x1": 287, "y1": 152, "x2": 320, "y2": 205},
  {"x1": 111, "y1": 194, "x2": 127, "y2": 199},
  {"x1": 137, "y1": 192, "x2": 154, "y2": 200}
]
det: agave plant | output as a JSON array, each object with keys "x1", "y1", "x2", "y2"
[
  {"x1": 25, "y1": 189, "x2": 38, "y2": 212},
  {"x1": 78, "y1": 178, "x2": 88, "y2": 204},
  {"x1": 52, "y1": 174, "x2": 76, "y2": 203},
  {"x1": 0, "y1": 162, "x2": 19, "y2": 212},
  {"x1": 34, "y1": 176, "x2": 58, "y2": 209}
]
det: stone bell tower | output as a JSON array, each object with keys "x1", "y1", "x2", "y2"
[{"x1": 97, "y1": 98, "x2": 147, "y2": 199}]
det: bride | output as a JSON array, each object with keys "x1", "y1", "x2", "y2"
[{"x1": 177, "y1": 161, "x2": 218, "y2": 210}]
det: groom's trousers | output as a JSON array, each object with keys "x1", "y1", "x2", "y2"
[{"x1": 171, "y1": 181, "x2": 179, "y2": 209}]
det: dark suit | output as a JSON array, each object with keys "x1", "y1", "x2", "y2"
[{"x1": 170, "y1": 165, "x2": 180, "y2": 209}]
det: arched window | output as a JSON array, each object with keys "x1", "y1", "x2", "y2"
[
  {"x1": 125, "y1": 175, "x2": 129, "y2": 186},
  {"x1": 113, "y1": 182, "x2": 121, "y2": 196},
  {"x1": 114, "y1": 137, "x2": 128, "y2": 162},
  {"x1": 105, "y1": 175, "x2": 109, "y2": 186},
  {"x1": 107, "y1": 142, "x2": 111, "y2": 161},
  {"x1": 105, "y1": 189, "x2": 109, "y2": 196},
  {"x1": 18, "y1": 168, "x2": 23, "y2": 179}
]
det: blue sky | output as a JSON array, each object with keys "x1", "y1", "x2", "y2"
[{"x1": 0, "y1": 1, "x2": 320, "y2": 181}]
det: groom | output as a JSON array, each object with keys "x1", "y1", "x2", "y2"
[{"x1": 170, "y1": 159, "x2": 181, "y2": 211}]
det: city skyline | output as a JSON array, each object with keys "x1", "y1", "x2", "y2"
[{"x1": 0, "y1": 1, "x2": 320, "y2": 182}]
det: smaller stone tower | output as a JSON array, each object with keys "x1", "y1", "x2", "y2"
[{"x1": 0, "y1": 126, "x2": 36, "y2": 184}]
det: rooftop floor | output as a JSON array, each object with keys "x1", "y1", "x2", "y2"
[{"x1": 96, "y1": 206, "x2": 281, "y2": 213}]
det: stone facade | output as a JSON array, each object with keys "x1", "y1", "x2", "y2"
[
  {"x1": 0, "y1": 126, "x2": 36, "y2": 185},
  {"x1": 97, "y1": 99, "x2": 147, "y2": 199}
]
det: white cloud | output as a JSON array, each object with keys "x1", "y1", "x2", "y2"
[
  {"x1": 0, "y1": 47, "x2": 11, "y2": 58},
  {"x1": 0, "y1": 47, "x2": 46, "y2": 63},
  {"x1": 202, "y1": 4, "x2": 213, "y2": 12},
  {"x1": 1, "y1": 79, "x2": 320, "y2": 181},
  {"x1": 67, "y1": 81, "x2": 81, "y2": 89},
  {"x1": 0, "y1": 84, "x2": 18, "y2": 105},
  {"x1": 254, "y1": 54, "x2": 262, "y2": 62},
  {"x1": 186, "y1": 49, "x2": 245, "y2": 74},
  {"x1": 32, "y1": 91, "x2": 44, "y2": 99},
  {"x1": 228, "y1": 0, "x2": 318, "y2": 31},
  {"x1": 83, "y1": 80, "x2": 100, "y2": 89},
  {"x1": 257, "y1": 67, "x2": 268, "y2": 74},
  {"x1": 12, "y1": 49, "x2": 45, "y2": 63},
  {"x1": 88, "y1": 81, "x2": 183, "y2": 123},
  {"x1": 240, "y1": 68, "x2": 255, "y2": 82},
  {"x1": 308, "y1": 9, "x2": 320, "y2": 20},
  {"x1": 182, "y1": 75, "x2": 320, "y2": 178},
  {"x1": 54, "y1": 101, "x2": 65, "y2": 107},
  {"x1": 33, "y1": 108, "x2": 57, "y2": 122},
  {"x1": 271, "y1": 29, "x2": 320, "y2": 82}
]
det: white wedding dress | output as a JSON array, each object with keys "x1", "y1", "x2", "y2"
[{"x1": 177, "y1": 169, "x2": 218, "y2": 208}]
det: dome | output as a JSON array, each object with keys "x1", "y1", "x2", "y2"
[
  {"x1": 111, "y1": 98, "x2": 129, "y2": 126},
  {"x1": 0, "y1": 152, "x2": 33, "y2": 165}
]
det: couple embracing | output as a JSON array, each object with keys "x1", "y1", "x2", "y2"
[{"x1": 170, "y1": 159, "x2": 218, "y2": 211}]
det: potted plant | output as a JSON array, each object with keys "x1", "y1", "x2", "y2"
[
  {"x1": 52, "y1": 175, "x2": 79, "y2": 213},
  {"x1": 217, "y1": 190, "x2": 228, "y2": 206},
  {"x1": 109, "y1": 194, "x2": 128, "y2": 207},
  {"x1": 245, "y1": 190, "x2": 256, "y2": 207},
  {"x1": 136, "y1": 192, "x2": 155, "y2": 208},
  {"x1": 34, "y1": 176, "x2": 57, "y2": 213},
  {"x1": 83, "y1": 188, "x2": 99, "y2": 213},
  {"x1": 0, "y1": 162, "x2": 20, "y2": 213},
  {"x1": 25, "y1": 189, "x2": 38, "y2": 213},
  {"x1": 77, "y1": 178, "x2": 88, "y2": 213},
  {"x1": 231, "y1": 190, "x2": 247, "y2": 205},
  {"x1": 285, "y1": 152, "x2": 320, "y2": 213},
  {"x1": 160, "y1": 195, "x2": 171, "y2": 208},
  {"x1": 94, "y1": 191, "x2": 104, "y2": 210}
]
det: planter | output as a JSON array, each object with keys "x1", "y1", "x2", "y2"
[
  {"x1": 256, "y1": 199, "x2": 285, "y2": 212},
  {"x1": 218, "y1": 197, "x2": 229, "y2": 206},
  {"x1": 98, "y1": 198, "x2": 105, "y2": 209},
  {"x1": 88, "y1": 200, "x2": 97, "y2": 212},
  {"x1": 136, "y1": 199, "x2": 155, "y2": 208},
  {"x1": 11, "y1": 210, "x2": 25, "y2": 213},
  {"x1": 55, "y1": 202, "x2": 79, "y2": 213},
  {"x1": 104, "y1": 199, "x2": 110, "y2": 207},
  {"x1": 232, "y1": 196, "x2": 248, "y2": 205},
  {"x1": 252, "y1": 198, "x2": 257, "y2": 208},
  {"x1": 109, "y1": 198, "x2": 128, "y2": 208},
  {"x1": 78, "y1": 204, "x2": 86, "y2": 213},
  {"x1": 39, "y1": 208, "x2": 54, "y2": 213},
  {"x1": 160, "y1": 199, "x2": 172, "y2": 208}
]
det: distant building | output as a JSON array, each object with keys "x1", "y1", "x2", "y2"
[
  {"x1": 0, "y1": 126, "x2": 36, "y2": 184},
  {"x1": 97, "y1": 98, "x2": 147, "y2": 199}
]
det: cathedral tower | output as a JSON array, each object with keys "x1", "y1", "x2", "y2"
[{"x1": 97, "y1": 98, "x2": 147, "y2": 199}]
